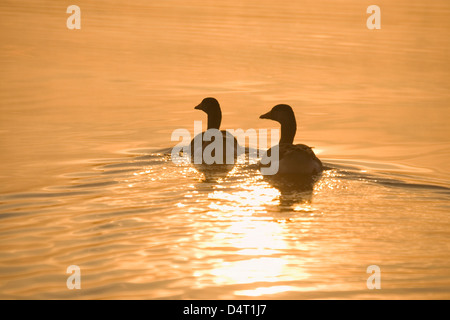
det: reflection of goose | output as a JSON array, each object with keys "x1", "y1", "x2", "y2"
[
  {"x1": 278, "y1": 189, "x2": 313, "y2": 212},
  {"x1": 259, "y1": 104, "x2": 323, "y2": 176},
  {"x1": 190, "y1": 98, "x2": 239, "y2": 177}
]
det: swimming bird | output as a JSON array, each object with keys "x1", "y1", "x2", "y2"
[
  {"x1": 190, "y1": 97, "x2": 239, "y2": 166},
  {"x1": 259, "y1": 104, "x2": 323, "y2": 176}
]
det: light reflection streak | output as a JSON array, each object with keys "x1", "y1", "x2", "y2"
[
  {"x1": 234, "y1": 285, "x2": 313, "y2": 297},
  {"x1": 127, "y1": 157, "x2": 333, "y2": 297},
  {"x1": 188, "y1": 167, "x2": 317, "y2": 296}
]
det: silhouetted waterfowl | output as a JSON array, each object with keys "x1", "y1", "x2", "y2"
[
  {"x1": 190, "y1": 98, "x2": 239, "y2": 168},
  {"x1": 259, "y1": 104, "x2": 323, "y2": 176}
]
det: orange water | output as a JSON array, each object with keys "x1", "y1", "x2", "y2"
[{"x1": 0, "y1": 0, "x2": 449, "y2": 299}]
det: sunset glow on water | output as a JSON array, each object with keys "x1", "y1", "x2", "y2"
[{"x1": 0, "y1": 0, "x2": 449, "y2": 299}]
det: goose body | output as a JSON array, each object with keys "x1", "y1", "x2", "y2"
[
  {"x1": 190, "y1": 97, "x2": 239, "y2": 165},
  {"x1": 259, "y1": 104, "x2": 322, "y2": 176}
]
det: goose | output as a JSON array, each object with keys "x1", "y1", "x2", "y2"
[
  {"x1": 259, "y1": 104, "x2": 323, "y2": 176},
  {"x1": 190, "y1": 97, "x2": 239, "y2": 166}
]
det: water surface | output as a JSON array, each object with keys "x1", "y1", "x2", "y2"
[{"x1": 0, "y1": 0, "x2": 449, "y2": 299}]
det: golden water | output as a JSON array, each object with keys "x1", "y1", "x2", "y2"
[{"x1": 0, "y1": 0, "x2": 449, "y2": 299}]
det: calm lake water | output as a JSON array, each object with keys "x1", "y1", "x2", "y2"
[{"x1": 0, "y1": 0, "x2": 449, "y2": 299}]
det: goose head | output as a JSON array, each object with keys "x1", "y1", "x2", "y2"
[
  {"x1": 260, "y1": 104, "x2": 297, "y2": 144},
  {"x1": 195, "y1": 97, "x2": 222, "y2": 129},
  {"x1": 260, "y1": 104, "x2": 296, "y2": 123}
]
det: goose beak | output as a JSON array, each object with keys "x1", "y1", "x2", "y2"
[
  {"x1": 195, "y1": 103, "x2": 204, "y2": 111},
  {"x1": 259, "y1": 111, "x2": 272, "y2": 119}
]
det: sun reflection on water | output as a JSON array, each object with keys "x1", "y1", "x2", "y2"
[
  {"x1": 123, "y1": 156, "x2": 331, "y2": 297},
  {"x1": 186, "y1": 165, "x2": 319, "y2": 297},
  {"x1": 234, "y1": 285, "x2": 315, "y2": 297}
]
